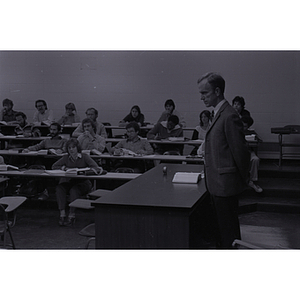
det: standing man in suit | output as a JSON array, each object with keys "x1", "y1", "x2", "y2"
[{"x1": 197, "y1": 72, "x2": 250, "y2": 249}]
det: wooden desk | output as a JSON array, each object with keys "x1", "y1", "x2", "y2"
[
  {"x1": 93, "y1": 164, "x2": 207, "y2": 249},
  {"x1": 271, "y1": 125, "x2": 300, "y2": 166}
]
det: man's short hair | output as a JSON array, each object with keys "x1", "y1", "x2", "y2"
[
  {"x1": 126, "y1": 121, "x2": 140, "y2": 133},
  {"x1": 50, "y1": 122, "x2": 61, "y2": 132},
  {"x1": 85, "y1": 107, "x2": 98, "y2": 118},
  {"x1": 35, "y1": 99, "x2": 48, "y2": 109},
  {"x1": 15, "y1": 111, "x2": 27, "y2": 120},
  {"x1": 66, "y1": 138, "x2": 81, "y2": 153},
  {"x1": 168, "y1": 115, "x2": 179, "y2": 125},
  {"x1": 3, "y1": 98, "x2": 13, "y2": 107},
  {"x1": 197, "y1": 72, "x2": 225, "y2": 95},
  {"x1": 82, "y1": 117, "x2": 97, "y2": 133},
  {"x1": 164, "y1": 99, "x2": 175, "y2": 109},
  {"x1": 232, "y1": 96, "x2": 245, "y2": 108}
]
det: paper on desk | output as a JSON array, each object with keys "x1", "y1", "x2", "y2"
[
  {"x1": 172, "y1": 172, "x2": 202, "y2": 184},
  {"x1": 45, "y1": 170, "x2": 66, "y2": 174}
]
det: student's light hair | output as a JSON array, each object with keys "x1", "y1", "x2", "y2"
[
  {"x1": 65, "y1": 102, "x2": 77, "y2": 111},
  {"x1": 66, "y1": 138, "x2": 81, "y2": 153}
]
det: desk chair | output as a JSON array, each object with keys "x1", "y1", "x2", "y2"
[
  {"x1": 102, "y1": 122, "x2": 113, "y2": 138},
  {"x1": 69, "y1": 199, "x2": 96, "y2": 249},
  {"x1": 0, "y1": 196, "x2": 27, "y2": 249},
  {"x1": 0, "y1": 177, "x2": 9, "y2": 197},
  {"x1": 115, "y1": 167, "x2": 135, "y2": 173},
  {"x1": 88, "y1": 189, "x2": 112, "y2": 200},
  {"x1": 232, "y1": 239, "x2": 288, "y2": 249}
]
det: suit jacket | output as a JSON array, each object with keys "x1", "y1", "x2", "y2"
[{"x1": 204, "y1": 101, "x2": 250, "y2": 197}]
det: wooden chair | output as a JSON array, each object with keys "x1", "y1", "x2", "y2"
[{"x1": 0, "y1": 196, "x2": 27, "y2": 249}]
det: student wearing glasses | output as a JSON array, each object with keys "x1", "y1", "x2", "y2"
[{"x1": 33, "y1": 99, "x2": 54, "y2": 126}]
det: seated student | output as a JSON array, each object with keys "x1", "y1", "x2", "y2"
[
  {"x1": 72, "y1": 107, "x2": 107, "y2": 138},
  {"x1": 157, "y1": 99, "x2": 186, "y2": 128},
  {"x1": 21, "y1": 122, "x2": 68, "y2": 200},
  {"x1": 232, "y1": 96, "x2": 251, "y2": 118},
  {"x1": 147, "y1": 115, "x2": 183, "y2": 155},
  {"x1": 241, "y1": 115, "x2": 263, "y2": 193},
  {"x1": 77, "y1": 118, "x2": 106, "y2": 154},
  {"x1": 111, "y1": 122, "x2": 153, "y2": 172},
  {"x1": 57, "y1": 102, "x2": 81, "y2": 125},
  {"x1": 33, "y1": 99, "x2": 55, "y2": 126},
  {"x1": 52, "y1": 138, "x2": 103, "y2": 226},
  {"x1": 23, "y1": 122, "x2": 67, "y2": 154},
  {"x1": 190, "y1": 110, "x2": 211, "y2": 155},
  {"x1": 14, "y1": 112, "x2": 30, "y2": 135},
  {"x1": 119, "y1": 105, "x2": 145, "y2": 127},
  {"x1": 0, "y1": 98, "x2": 18, "y2": 123}
]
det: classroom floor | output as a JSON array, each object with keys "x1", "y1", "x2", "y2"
[{"x1": 1, "y1": 202, "x2": 299, "y2": 250}]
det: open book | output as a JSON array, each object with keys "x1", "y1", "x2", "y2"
[{"x1": 66, "y1": 167, "x2": 98, "y2": 175}]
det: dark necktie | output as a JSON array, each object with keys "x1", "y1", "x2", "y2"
[{"x1": 211, "y1": 110, "x2": 215, "y2": 119}]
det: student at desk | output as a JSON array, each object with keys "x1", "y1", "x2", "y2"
[
  {"x1": 22, "y1": 122, "x2": 67, "y2": 154},
  {"x1": 157, "y1": 99, "x2": 186, "y2": 128},
  {"x1": 72, "y1": 108, "x2": 107, "y2": 138},
  {"x1": 119, "y1": 105, "x2": 145, "y2": 127},
  {"x1": 52, "y1": 138, "x2": 103, "y2": 226},
  {"x1": 147, "y1": 115, "x2": 183, "y2": 155},
  {"x1": 77, "y1": 118, "x2": 106, "y2": 154},
  {"x1": 0, "y1": 98, "x2": 18, "y2": 124},
  {"x1": 57, "y1": 102, "x2": 80, "y2": 125},
  {"x1": 190, "y1": 110, "x2": 211, "y2": 155},
  {"x1": 13, "y1": 112, "x2": 41, "y2": 137},
  {"x1": 33, "y1": 99, "x2": 55, "y2": 126},
  {"x1": 111, "y1": 122, "x2": 153, "y2": 173}
]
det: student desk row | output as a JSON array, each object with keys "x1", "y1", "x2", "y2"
[
  {"x1": 0, "y1": 124, "x2": 196, "y2": 138},
  {"x1": 0, "y1": 150, "x2": 204, "y2": 164},
  {"x1": 0, "y1": 169, "x2": 140, "y2": 193},
  {"x1": 0, "y1": 169, "x2": 140, "y2": 181}
]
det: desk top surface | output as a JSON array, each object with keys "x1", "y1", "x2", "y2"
[
  {"x1": 93, "y1": 164, "x2": 206, "y2": 209},
  {"x1": 0, "y1": 169, "x2": 140, "y2": 180}
]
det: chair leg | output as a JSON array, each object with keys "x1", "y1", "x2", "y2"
[
  {"x1": 85, "y1": 237, "x2": 95, "y2": 249},
  {"x1": 7, "y1": 227, "x2": 16, "y2": 249}
]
